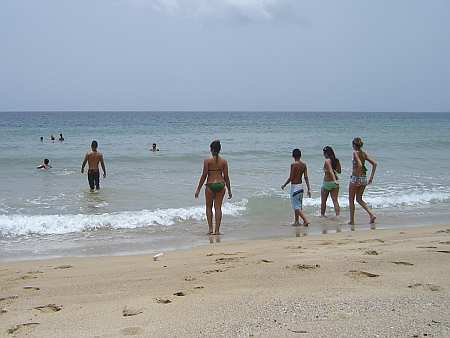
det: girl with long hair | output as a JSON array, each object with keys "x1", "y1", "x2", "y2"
[{"x1": 321, "y1": 146, "x2": 341, "y2": 217}]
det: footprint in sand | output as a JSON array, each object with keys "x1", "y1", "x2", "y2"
[
  {"x1": 54, "y1": 265, "x2": 73, "y2": 270},
  {"x1": 203, "y1": 269, "x2": 224, "y2": 274},
  {"x1": 184, "y1": 275, "x2": 196, "y2": 282},
  {"x1": 259, "y1": 259, "x2": 273, "y2": 263},
  {"x1": 346, "y1": 270, "x2": 380, "y2": 278},
  {"x1": 0, "y1": 295, "x2": 18, "y2": 303},
  {"x1": 364, "y1": 250, "x2": 379, "y2": 255},
  {"x1": 120, "y1": 327, "x2": 144, "y2": 336},
  {"x1": 173, "y1": 291, "x2": 186, "y2": 296},
  {"x1": 193, "y1": 286, "x2": 204, "y2": 289},
  {"x1": 435, "y1": 229, "x2": 450, "y2": 234},
  {"x1": 215, "y1": 257, "x2": 241, "y2": 264},
  {"x1": 288, "y1": 328, "x2": 308, "y2": 334},
  {"x1": 155, "y1": 298, "x2": 171, "y2": 304},
  {"x1": 358, "y1": 239, "x2": 385, "y2": 244},
  {"x1": 319, "y1": 241, "x2": 334, "y2": 246},
  {"x1": 435, "y1": 250, "x2": 450, "y2": 254},
  {"x1": 122, "y1": 306, "x2": 143, "y2": 317},
  {"x1": 23, "y1": 286, "x2": 40, "y2": 291},
  {"x1": 287, "y1": 264, "x2": 320, "y2": 271},
  {"x1": 18, "y1": 275, "x2": 37, "y2": 281},
  {"x1": 285, "y1": 245, "x2": 302, "y2": 249},
  {"x1": 391, "y1": 261, "x2": 414, "y2": 266},
  {"x1": 34, "y1": 304, "x2": 62, "y2": 313},
  {"x1": 408, "y1": 283, "x2": 441, "y2": 292},
  {"x1": 206, "y1": 252, "x2": 245, "y2": 257},
  {"x1": 438, "y1": 241, "x2": 450, "y2": 245},
  {"x1": 7, "y1": 323, "x2": 40, "y2": 335}
]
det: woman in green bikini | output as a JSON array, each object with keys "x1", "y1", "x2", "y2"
[
  {"x1": 195, "y1": 140, "x2": 232, "y2": 235},
  {"x1": 321, "y1": 146, "x2": 341, "y2": 217}
]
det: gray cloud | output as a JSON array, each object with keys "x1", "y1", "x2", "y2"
[{"x1": 130, "y1": 0, "x2": 296, "y2": 22}]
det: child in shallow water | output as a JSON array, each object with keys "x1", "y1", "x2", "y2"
[
  {"x1": 37, "y1": 159, "x2": 51, "y2": 170},
  {"x1": 281, "y1": 148, "x2": 311, "y2": 226}
]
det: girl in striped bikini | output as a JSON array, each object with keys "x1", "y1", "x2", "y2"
[{"x1": 348, "y1": 137, "x2": 377, "y2": 229}]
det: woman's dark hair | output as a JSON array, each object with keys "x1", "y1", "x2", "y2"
[
  {"x1": 292, "y1": 148, "x2": 301, "y2": 159},
  {"x1": 323, "y1": 146, "x2": 339, "y2": 171},
  {"x1": 352, "y1": 137, "x2": 363, "y2": 150},
  {"x1": 44, "y1": 159, "x2": 49, "y2": 164},
  {"x1": 210, "y1": 140, "x2": 221, "y2": 157}
]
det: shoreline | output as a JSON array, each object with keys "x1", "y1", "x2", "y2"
[
  {"x1": 1, "y1": 224, "x2": 449, "y2": 337},
  {"x1": 2, "y1": 210, "x2": 450, "y2": 263}
]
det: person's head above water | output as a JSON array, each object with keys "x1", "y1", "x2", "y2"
[
  {"x1": 210, "y1": 140, "x2": 221, "y2": 157},
  {"x1": 44, "y1": 159, "x2": 49, "y2": 165},
  {"x1": 91, "y1": 140, "x2": 98, "y2": 150},
  {"x1": 352, "y1": 137, "x2": 364, "y2": 150},
  {"x1": 292, "y1": 148, "x2": 302, "y2": 160}
]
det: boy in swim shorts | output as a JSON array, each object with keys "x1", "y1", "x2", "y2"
[{"x1": 281, "y1": 149, "x2": 311, "y2": 226}]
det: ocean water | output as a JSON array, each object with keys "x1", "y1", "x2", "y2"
[{"x1": 1, "y1": 111, "x2": 449, "y2": 260}]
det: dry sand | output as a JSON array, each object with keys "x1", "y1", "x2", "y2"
[{"x1": 1, "y1": 225, "x2": 449, "y2": 337}]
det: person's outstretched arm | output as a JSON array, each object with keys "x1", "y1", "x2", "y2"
[
  {"x1": 281, "y1": 164, "x2": 293, "y2": 190},
  {"x1": 304, "y1": 165, "x2": 312, "y2": 197},
  {"x1": 223, "y1": 160, "x2": 232, "y2": 199},
  {"x1": 100, "y1": 154, "x2": 106, "y2": 178},
  {"x1": 81, "y1": 154, "x2": 88, "y2": 173},
  {"x1": 195, "y1": 160, "x2": 208, "y2": 198},
  {"x1": 365, "y1": 153, "x2": 377, "y2": 184}
]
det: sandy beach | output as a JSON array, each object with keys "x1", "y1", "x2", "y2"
[{"x1": 1, "y1": 225, "x2": 449, "y2": 337}]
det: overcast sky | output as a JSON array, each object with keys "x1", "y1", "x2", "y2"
[{"x1": 1, "y1": 0, "x2": 449, "y2": 112}]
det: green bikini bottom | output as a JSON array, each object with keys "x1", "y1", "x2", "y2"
[
  {"x1": 322, "y1": 181, "x2": 339, "y2": 191},
  {"x1": 207, "y1": 182, "x2": 225, "y2": 193}
]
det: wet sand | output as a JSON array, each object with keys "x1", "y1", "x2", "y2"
[{"x1": 1, "y1": 225, "x2": 449, "y2": 337}]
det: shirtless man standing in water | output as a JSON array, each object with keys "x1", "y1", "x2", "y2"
[{"x1": 81, "y1": 140, "x2": 106, "y2": 192}]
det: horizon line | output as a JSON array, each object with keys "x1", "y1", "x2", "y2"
[{"x1": 1, "y1": 110, "x2": 449, "y2": 114}]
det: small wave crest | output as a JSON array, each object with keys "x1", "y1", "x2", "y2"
[
  {"x1": 0, "y1": 199, "x2": 248, "y2": 237},
  {"x1": 254, "y1": 188, "x2": 450, "y2": 209}
]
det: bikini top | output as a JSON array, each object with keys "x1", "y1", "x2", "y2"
[
  {"x1": 324, "y1": 161, "x2": 339, "y2": 179},
  {"x1": 353, "y1": 152, "x2": 367, "y2": 174}
]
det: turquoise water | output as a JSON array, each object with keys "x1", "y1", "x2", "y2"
[{"x1": 1, "y1": 111, "x2": 449, "y2": 260}]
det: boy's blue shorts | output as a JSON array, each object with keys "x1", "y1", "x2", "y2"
[{"x1": 290, "y1": 184, "x2": 304, "y2": 210}]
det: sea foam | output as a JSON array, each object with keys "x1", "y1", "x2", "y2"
[
  {"x1": 0, "y1": 199, "x2": 248, "y2": 237},
  {"x1": 257, "y1": 188, "x2": 450, "y2": 209}
]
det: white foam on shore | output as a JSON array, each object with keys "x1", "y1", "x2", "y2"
[
  {"x1": 257, "y1": 189, "x2": 450, "y2": 209},
  {"x1": 0, "y1": 199, "x2": 248, "y2": 237}
]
